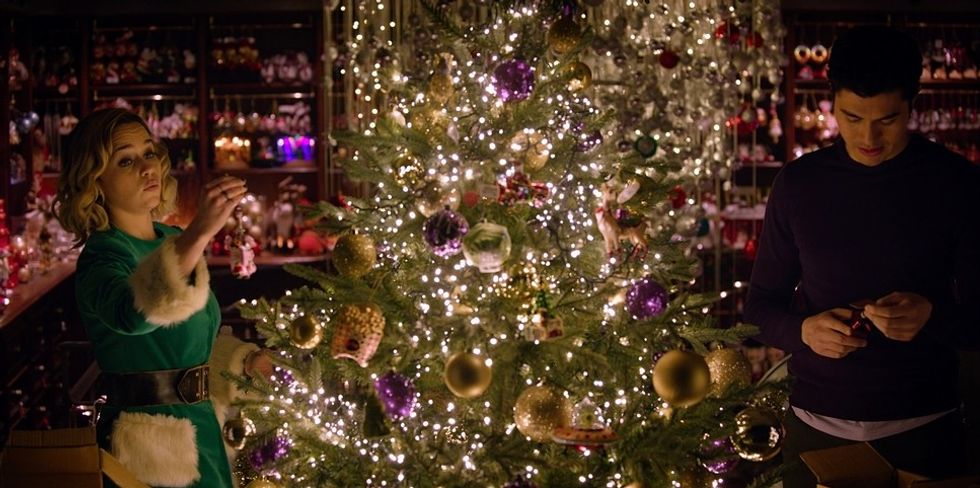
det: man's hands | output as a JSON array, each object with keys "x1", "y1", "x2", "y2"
[
  {"x1": 863, "y1": 292, "x2": 932, "y2": 342},
  {"x1": 802, "y1": 308, "x2": 868, "y2": 358}
]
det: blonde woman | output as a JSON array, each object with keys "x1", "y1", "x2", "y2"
[{"x1": 57, "y1": 108, "x2": 271, "y2": 487}]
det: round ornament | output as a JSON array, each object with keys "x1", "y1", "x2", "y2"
[
  {"x1": 492, "y1": 58, "x2": 535, "y2": 102},
  {"x1": 547, "y1": 15, "x2": 581, "y2": 55},
  {"x1": 564, "y1": 61, "x2": 592, "y2": 91},
  {"x1": 375, "y1": 371, "x2": 417, "y2": 419},
  {"x1": 634, "y1": 135, "x2": 658, "y2": 158},
  {"x1": 652, "y1": 350, "x2": 711, "y2": 408},
  {"x1": 417, "y1": 181, "x2": 461, "y2": 217},
  {"x1": 444, "y1": 352, "x2": 492, "y2": 399},
  {"x1": 392, "y1": 153, "x2": 425, "y2": 187},
  {"x1": 510, "y1": 130, "x2": 550, "y2": 171},
  {"x1": 659, "y1": 50, "x2": 680, "y2": 69},
  {"x1": 625, "y1": 276, "x2": 669, "y2": 320},
  {"x1": 705, "y1": 348, "x2": 752, "y2": 396},
  {"x1": 462, "y1": 221, "x2": 512, "y2": 273},
  {"x1": 699, "y1": 436, "x2": 740, "y2": 474},
  {"x1": 332, "y1": 233, "x2": 377, "y2": 278},
  {"x1": 248, "y1": 436, "x2": 290, "y2": 473},
  {"x1": 731, "y1": 407, "x2": 784, "y2": 462},
  {"x1": 288, "y1": 315, "x2": 323, "y2": 350},
  {"x1": 222, "y1": 416, "x2": 256, "y2": 450},
  {"x1": 245, "y1": 480, "x2": 279, "y2": 488},
  {"x1": 427, "y1": 53, "x2": 454, "y2": 104},
  {"x1": 513, "y1": 386, "x2": 571, "y2": 442},
  {"x1": 423, "y1": 208, "x2": 470, "y2": 257}
]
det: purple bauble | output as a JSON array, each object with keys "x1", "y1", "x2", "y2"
[
  {"x1": 699, "y1": 436, "x2": 740, "y2": 474},
  {"x1": 492, "y1": 58, "x2": 535, "y2": 102},
  {"x1": 503, "y1": 476, "x2": 538, "y2": 488},
  {"x1": 375, "y1": 371, "x2": 417, "y2": 419},
  {"x1": 423, "y1": 208, "x2": 469, "y2": 257},
  {"x1": 248, "y1": 436, "x2": 291, "y2": 472},
  {"x1": 575, "y1": 129, "x2": 603, "y2": 152},
  {"x1": 625, "y1": 276, "x2": 669, "y2": 319}
]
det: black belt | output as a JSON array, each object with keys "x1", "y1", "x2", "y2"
[{"x1": 102, "y1": 365, "x2": 210, "y2": 407}]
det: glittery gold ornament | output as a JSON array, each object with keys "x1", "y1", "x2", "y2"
[
  {"x1": 332, "y1": 233, "x2": 377, "y2": 278},
  {"x1": 331, "y1": 303, "x2": 385, "y2": 367},
  {"x1": 731, "y1": 407, "x2": 784, "y2": 462},
  {"x1": 564, "y1": 61, "x2": 592, "y2": 91},
  {"x1": 289, "y1": 315, "x2": 324, "y2": 350},
  {"x1": 392, "y1": 153, "x2": 425, "y2": 187},
  {"x1": 245, "y1": 480, "x2": 279, "y2": 488},
  {"x1": 498, "y1": 261, "x2": 542, "y2": 300},
  {"x1": 427, "y1": 53, "x2": 455, "y2": 104},
  {"x1": 547, "y1": 15, "x2": 581, "y2": 55},
  {"x1": 417, "y1": 181, "x2": 461, "y2": 217},
  {"x1": 222, "y1": 416, "x2": 256, "y2": 450},
  {"x1": 513, "y1": 386, "x2": 571, "y2": 442},
  {"x1": 410, "y1": 107, "x2": 450, "y2": 142},
  {"x1": 444, "y1": 352, "x2": 492, "y2": 399},
  {"x1": 652, "y1": 350, "x2": 711, "y2": 408},
  {"x1": 509, "y1": 130, "x2": 550, "y2": 171},
  {"x1": 705, "y1": 348, "x2": 752, "y2": 396}
]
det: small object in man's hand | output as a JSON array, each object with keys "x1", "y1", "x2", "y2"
[{"x1": 846, "y1": 303, "x2": 873, "y2": 339}]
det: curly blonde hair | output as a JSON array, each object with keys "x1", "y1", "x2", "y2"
[{"x1": 56, "y1": 108, "x2": 178, "y2": 245}]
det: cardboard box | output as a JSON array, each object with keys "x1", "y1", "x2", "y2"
[{"x1": 801, "y1": 442, "x2": 980, "y2": 488}]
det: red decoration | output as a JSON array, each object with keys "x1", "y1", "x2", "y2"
[
  {"x1": 659, "y1": 50, "x2": 680, "y2": 69},
  {"x1": 669, "y1": 186, "x2": 687, "y2": 209},
  {"x1": 745, "y1": 32, "x2": 765, "y2": 49},
  {"x1": 714, "y1": 22, "x2": 741, "y2": 45},
  {"x1": 744, "y1": 238, "x2": 758, "y2": 260},
  {"x1": 497, "y1": 172, "x2": 549, "y2": 207},
  {"x1": 462, "y1": 191, "x2": 480, "y2": 208}
]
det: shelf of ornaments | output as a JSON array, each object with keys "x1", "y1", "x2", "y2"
[
  {"x1": 31, "y1": 87, "x2": 80, "y2": 100},
  {"x1": 794, "y1": 78, "x2": 980, "y2": 89},
  {"x1": 209, "y1": 165, "x2": 318, "y2": 176},
  {"x1": 209, "y1": 82, "x2": 315, "y2": 96},
  {"x1": 90, "y1": 83, "x2": 197, "y2": 97},
  {"x1": 206, "y1": 252, "x2": 328, "y2": 267},
  {"x1": 0, "y1": 258, "x2": 77, "y2": 330}
]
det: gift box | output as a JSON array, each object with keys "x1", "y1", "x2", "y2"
[{"x1": 801, "y1": 442, "x2": 980, "y2": 488}]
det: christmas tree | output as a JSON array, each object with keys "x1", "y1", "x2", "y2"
[{"x1": 230, "y1": 1, "x2": 788, "y2": 486}]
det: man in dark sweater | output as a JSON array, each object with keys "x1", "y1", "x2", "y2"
[{"x1": 743, "y1": 25, "x2": 980, "y2": 487}]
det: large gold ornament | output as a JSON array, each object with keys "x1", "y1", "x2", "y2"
[
  {"x1": 513, "y1": 386, "x2": 571, "y2": 442},
  {"x1": 498, "y1": 261, "x2": 542, "y2": 300},
  {"x1": 221, "y1": 416, "x2": 256, "y2": 450},
  {"x1": 417, "y1": 181, "x2": 461, "y2": 217},
  {"x1": 731, "y1": 407, "x2": 784, "y2": 462},
  {"x1": 564, "y1": 61, "x2": 593, "y2": 92},
  {"x1": 332, "y1": 233, "x2": 377, "y2": 278},
  {"x1": 547, "y1": 15, "x2": 581, "y2": 55},
  {"x1": 392, "y1": 153, "x2": 425, "y2": 187},
  {"x1": 288, "y1": 315, "x2": 324, "y2": 350},
  {"x1": 331, "y1": 303, "x2": 385, "y2": 367},
  {"x1": 245, "y1": 480, "x2": 279, "y2": 488},
  {"x1": 705, "y1": 347, "x2": 752, "y2": 396},
  {"x1": 427, "y1": 53, "x2": 455, "y2": 104},
  {"x1": 409, "y1": 107, "x2": 450, "y2": 142},
  {"x1": 652, "y1": 350, "x2": 711, "y2": 408},
  {"x1": 444, "y1": 352, "x2": 492, "y2": 399}
]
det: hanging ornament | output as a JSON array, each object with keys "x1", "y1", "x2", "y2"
[
  {"x1": 744, "y1": 238, "x2": 758, "y2": 260},
  {"x1": 564, "y1": 61, "x2": 592, "y2": 91},
  {"x1": 245, "y1": 480, "x2": 279, "y2": 488},
  {"x1": 444, "y1": 352, "x2": 492, "y2": 399},
  {"x1": 332, "y1": 233, "x2": 377, "y2": 278},
  {"x1": 248, "y1": 436, "x2": 291, "y2": 473},
  {"x1": 633, "y1": 135, "x2": 659, "y2": 158},
  {"x1": 652, "y1": 350, "x2": 711, "y2": 408},
  {"x1": 668, "y1": 186, "x2": 687, "y2": 209},
  {"x1": 222, "y1": 416, "x2": 256, "y2": 450},
  {"x1": 497, "y1": 171, "x2": 550, "y2": 207},
  {"x1": 547, "y1": 12, "x2": 581, "y2": 55},
  {"x1": 492, "y1": 58, "x2": 535, "y2": 102},
  {"x1": 714, "y1": 22, "x2": 741, "y2": 45},
  {"x1": 504, "y1": 477, "x2": 539, "y2": 488},
  {"x1": 510, "y1": 130, "x2": 550, "y2": 171},
  {"x1": 392, "y1": 153, "x2": 426, "y2": 187},
  {"x1": 462, "y1": 221, "x2": 512, "y2": 273},
  {"x1": 730, "y1": 407, "x2": 784, "y2": 462},
  {"x1": 575, "y1": 129, "x2": 603, "y2": 152},
  {"x1": 330, "y1": 303, "x2": 385, "y2": 367},
  {"x1": 625, "y1": 276, "x2": 669, "y2": 320},
  {"x1": 427, "y1": 53, "x2": 455, "y2": 104},
  {"x1": 705, "y1": 347, "x2": 752, "y2": 396},
  {"x1": 658, "y1": 50, "x2": 680, "y2": 69},
  {"x1": 617, "y1": 175, "x2": 659, "y2": 216},
  {"x1": 699, "y1": 436, "x2": 740, "y2": 474},
  {"x1": 417, "y1": 181, "x2": 460, "y2": 217},
  {"x1": 551, "y1": 397, "x2": 617, "y2": 448},
  {"x1": 375, "y1": 371, "x2": 417, "y2": 419},
  {"x1": 288, "y1": 315, "x2": 324, "y2": 350},
  {"x1": 513, "y1": 386, "x2": 571, "y2": 442},
  {"x1": 525, "y1": 290, "x2": 564, "y2": 341},
  {"x1": 499, "y1": 261, "x2": 542, "y2": 300},
  {"x1": 596, "y1": 182, "x2": 649, "y2": 259},
  {"x1": 225, "y1": 206, "x2": 257, "y2": 279},
  {"x1": 423, "y1": 207, "x2": 469, "y2": 257}
]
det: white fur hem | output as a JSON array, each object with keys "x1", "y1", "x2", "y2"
[
  {"x1": 111, "y1": 411, "x2": 200, "y2": 487},
  {"x1": 209, "y1": 331, "x2": 260, "y2": 408},
  {"x1": 129, "y1": 235, "x2": 210, "y2": 326}
]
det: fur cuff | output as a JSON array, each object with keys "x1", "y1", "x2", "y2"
[
  {"x1": 110, "y1": 411, "x2": 200, "y2": 487},
  {"x1": 129, "y1": 235, "x2": 210, "y2": 327},
  {"x1": 209, "y1": 331, "x2": 260, "y2": 408}
]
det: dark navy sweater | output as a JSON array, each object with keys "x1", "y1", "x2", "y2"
[{"x1": 744, "y1": 134, "x2": 980, "y2": 421}]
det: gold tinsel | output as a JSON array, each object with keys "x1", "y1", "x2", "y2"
[
  {"x1": 513, "y1": 386, "x2": 571, "y2": 442},
  {"x1": 332, "y1": 233, "x2": 377, "y2": 278},
  {"x1": 444, "y1": 352, "x2": 492, "y2": 399},
  {"x1": 652, "y1": 350, "x2": 711, "y2": 408}
]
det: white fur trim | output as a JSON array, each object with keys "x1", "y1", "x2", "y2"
[
  {"x1": 129, "y1": 235, "x2": 210, "y2": 327},
  {"x1": 110, "y1": 411, "x2": 200, "y2": 487},
  {"x1": 209, "y1": 332, "x2": 260, "y2": 409}
]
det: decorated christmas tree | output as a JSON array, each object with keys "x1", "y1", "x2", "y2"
[{"x1": 230, "y1": 1, "x2": 788, "y2": 486}]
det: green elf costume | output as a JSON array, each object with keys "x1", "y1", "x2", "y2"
[{"x1": 77, "y1": 222, "x2": 258, "y2": 488}]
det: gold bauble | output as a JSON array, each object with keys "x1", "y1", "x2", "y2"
[
  {"x1": 417, "y1": 181, "x2": 461, "y2": 217},
  {"x1": 245, "y1": 480, "x2": 279, "y2": 488},
  {"x1": 332, "y1": 233, "x2": 377, "y2": 278},
  {"x1": 427, "y1": 72, "x2": 454, "y2": 104},
  {"x1": 409, "y1": 107, "x2": 450, "y2": 142},
  {"x1": 444, "y1": 352, "x2": 492, "y2": 399},
  {"x1": 392, "y1": 153, "x2": 425, "y2": 187},
  {"x1": 513, "y1": 386, "x2": 571, "y2": 442},
  {"x1": 222, "y1": 416, "x2": 256, "y2": 450},
  {"x1": 731, "y1": 407, "x2": 784, "y2": 462},
  {"x1": 652, "y1": 350, "x2": 711, "y2": 408},
  {"x1": 498, "y1": 261, "x2": 542, "y2": 300},
  {"x1": 564, "y1": 61, "x2": 593, "y2": 92},
  {"x1": 705, "y1": 348, "x2": 752, "y2": 396},
  {"x1": 509, "y1": 131, "x2": 550, "y2": 171},
  {"x1": 547, "y1": 15, "x2": 581, "y2": 55},
  {"x1": 289, "y1": 315, "x2": 324, "y2": 350}
]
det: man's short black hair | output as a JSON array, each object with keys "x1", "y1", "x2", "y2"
[{"x1": 828, "y1": 25, "x2": 921, "y2": 101}]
